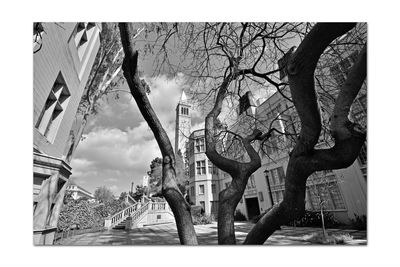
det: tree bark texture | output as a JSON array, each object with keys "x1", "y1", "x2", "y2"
[
  {"x1": 244, "y1": 23, "x2": 366, "y2": 244},
  {"x1": 118, "y1": 23, "x2": 198, "y2": 245}
]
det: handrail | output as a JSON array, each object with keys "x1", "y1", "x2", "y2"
[
  {"x1": 105, "y1": 202, "x2": 139, "y2": 228},
  {"x1": 142, "y1": 195, "x2": 151, "y2": 203},
  {"x1": 125, "y1": 194, "x2": 137, "y2": 204},
  {"x1": 131, "y1": 202, "x2": 150, "y2": 222},
  {"x1": 105, "y1": 201, "x2": 171, "y2": 229}
]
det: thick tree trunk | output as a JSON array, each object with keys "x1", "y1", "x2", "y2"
[
  {"x1": 217, "y1": 174, "x2": 247, "y2": 244},
  {"x1": 119, "y1": 23, "x2": 198, "y2": 245},
  {"x1": 244, "y1": 23, "x2": 366, "y2": 244},
  {"x1": 205, "y1": 71, "x2": 263, "y2": 244}
]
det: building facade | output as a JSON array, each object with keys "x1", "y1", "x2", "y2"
[{"x1": 33, "y1": 22, "x2": 101, "y2": 244}]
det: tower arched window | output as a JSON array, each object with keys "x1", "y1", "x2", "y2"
[{"x1": 181, "y1": 107, "x2": 189, "y2": 115}]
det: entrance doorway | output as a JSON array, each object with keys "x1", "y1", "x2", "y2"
[{"x1": 245, "y1": 197, "x2": 260, "y2": 220}]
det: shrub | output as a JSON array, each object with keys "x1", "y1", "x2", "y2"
[
  {"x1": 252, "y1": 209, "x2": 339, "y2": 227},
  {"x1": 58, "y1": 198, "x2": 129, "y2": 232},
  {"x1": 58, "y1": 199, "x2": 103, "y2": 232},
  {"x1": 286, "y1": 210, "x2": 339, "y2": 228},
  {"x1": 190, "y1": 205, "x2": 203, "y2": 217},
  {"x1": 350, "y1": 214, "x2": 367, "y2": 230},
  {"x1": 234, "y1": 210, "x2": 247, "y2": 221},
  {"x1": 192, "y1": 214, "x2": 214, "y2": 225}
]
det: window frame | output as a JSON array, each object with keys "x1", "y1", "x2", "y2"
[{"x1": 199, "y1": 184, "x2": 205, "y2": 195}]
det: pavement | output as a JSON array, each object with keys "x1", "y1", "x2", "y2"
[{"x1": 57, "y1": 222, "x2": 367, "y2": 245}]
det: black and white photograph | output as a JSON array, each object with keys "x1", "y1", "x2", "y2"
[
  {"x1": 4, "y1": 1, "x2": 400, "y2": 266},
  {"x1": 32, "y1": 22, "x2": 367, "y2": 246}
]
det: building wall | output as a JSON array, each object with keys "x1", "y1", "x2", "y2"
[
  {"x1": 33, "y1": 22, "x2": 101, "y2": 159},
  {"x1": 33, "y1": 22, "x2": 101, "y2": 202},
  {"x1": 187, "y1": 130, "x2": 216, "y2": 215}
]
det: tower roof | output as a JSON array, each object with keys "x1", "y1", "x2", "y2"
[{"x1": 179, "y1": 90, "x2": 188, "y2": 102}]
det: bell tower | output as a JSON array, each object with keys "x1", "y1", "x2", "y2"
[{"x1": 175, "y1": 90, "x2": 191, "y2": 157}]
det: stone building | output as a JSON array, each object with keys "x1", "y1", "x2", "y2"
[{"x1": 33, "y1": 22, "x2": 101, "y2": 244}]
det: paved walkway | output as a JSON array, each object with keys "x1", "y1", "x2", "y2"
[{"x1": 57, "y1": 222, "x2": 366, "y2": 245}]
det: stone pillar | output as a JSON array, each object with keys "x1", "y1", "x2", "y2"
[
  {"x1": 125, "y1": 216, "x2": 132, "y2": 230},
  {"x1": 104, "y1": 218, "x2": 112, "y2": 229}
]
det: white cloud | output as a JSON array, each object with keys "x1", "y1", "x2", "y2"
[
  {"x1": 104, "y1": 177, "x2": 118, "y2": 183},
  {"x1": 70, "y1": 73, "x2": 189, "y2": 195}
]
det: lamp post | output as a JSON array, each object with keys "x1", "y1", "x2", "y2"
[{"x1": 264, "y1": 169, "x2": 274, "y2": 206}]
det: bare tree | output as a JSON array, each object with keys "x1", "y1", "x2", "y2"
[
  {"x1": 118, "y1": 23, "x2": 198, "y2": 245},
  {"x1": 244, "y1": 23, "x2": 366, "y2": 244}
]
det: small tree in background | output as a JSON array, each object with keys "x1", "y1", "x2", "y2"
[{"x1": 94, "y1": 186, "x2": 115, "y2": 203}]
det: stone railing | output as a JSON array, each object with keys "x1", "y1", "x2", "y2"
[
  {"x1": 105, "y1": 200, "x2": 171, "y2": 229},
  {"x1": 131, "y1": 202, "x2": 150, "y2": 222},
  {"x1": 125, "y1": 194, "x2": 137, "y2": 204},
  {"x1": 104, "y1": 202, "x2": 139, "y2": 228},
  {"x1": 142, "y1": 195, "x2": 151, "y2": 203},
  {"x1": 150, "y1": 202, "x2": 167, "y2": 211}
]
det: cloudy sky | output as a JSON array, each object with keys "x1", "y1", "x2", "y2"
[
  {"x1": 67, "y1": 23, "x2": 276, "y2": 197},
  {"x1": 69, "y1": 73, "x2": 206, "y2": 196}
]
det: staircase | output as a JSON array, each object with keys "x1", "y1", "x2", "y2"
[{"x1": 105, "y1": 200, "x2": 173, "y2": 230}]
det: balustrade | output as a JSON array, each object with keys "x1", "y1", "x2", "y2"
[{"x1": 105, "y1": 201, "x2": 170, "y2": 229}]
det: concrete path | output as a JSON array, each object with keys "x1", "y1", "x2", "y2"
[{"x1": 57, "y1": 222, "x2": 366, "y2": 245}]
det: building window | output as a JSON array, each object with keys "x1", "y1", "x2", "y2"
[
  {"x1": 208, "y1": 160, "x2": 217, "y2": 174},
  {"x1": 258, "y1": 192, "x2": 264, "y2": 202},
  {"x1": 307, "y1": 182, "x2": 346, "y2": 211},
  {"x1": 269, "y1": 167, "x2": 285, "y2": 185},
  {"x1": 246, "y1": 175, "x2": 256, "y2": 189},
  {"x1": 36, "y1": 73, "x2": 70, "y2": 142},
  {"x1": 195, "y1": 138, "x2": 205, "y2": 153},
  {"x1": 199, "y1": 185, "x2": 205, "y2": 195},
  {"x1": 211, "y1": 184, "x2": 216, "y2": 194},
  {"x1": 180, "y1": 106, "x2": 189, "y2": 115},
  {"x1": 73, "y1": 22, "x2": 96, "y2": 61},
  {"x1": 196, "y1": 160, "x2": 206, "y2": 175},
  {"x1": 328, "y1": 183, "x2": 346, "y2": 210},
  {"x1": 273, "y1": 191, "x2": 284, "y2": 204}
]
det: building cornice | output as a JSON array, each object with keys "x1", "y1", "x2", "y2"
[{"x1": 33, "y1": 152, "x2": 72, "y2": 177}]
